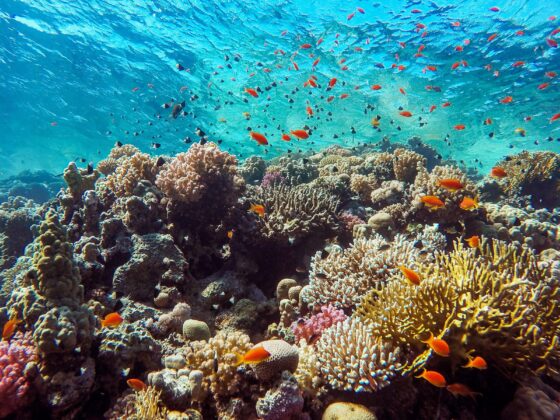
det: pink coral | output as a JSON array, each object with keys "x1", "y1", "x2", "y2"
[
  {"x1": 291, "y1": 305, "x2": 347, "y2": 344},
  {"x1": 0, "y1": 331, "x2": 37, "y2": 417},
  {"x1": 261, "y1": 171, "x2": 286, "y2": 189},
  {"x1": 338, "y1": 210, "x2": 365, "y2": 231}
]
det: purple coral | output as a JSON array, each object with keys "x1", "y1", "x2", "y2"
[
  {"x1": 338, "y1": 210, "x2": 365, "y2": 231},
  {"x1": 291, "y1": 305, "x2": 347, "y2": 344},
  {"x1": 261, "y1": 171, "x2": 286, "y2": 189},
  {"x1": 0, "y1": 331, "x2": 37, "y2": 417}
]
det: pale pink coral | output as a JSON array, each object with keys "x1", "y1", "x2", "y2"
[
  {"x1": 338, "y1": 210, "x2": 365, "y2": 232},
  {"x1": 261, "y1": 171, "x2": 286, "y2": 189},
  {"x1": 0, "y1": 331, "x2": 37, "y2": 417},
  {"x1": 291, "y1": 305, "x2": 347, "y2": 343}
]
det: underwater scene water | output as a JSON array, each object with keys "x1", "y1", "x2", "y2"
[{"x1": 1, "y1": 0, "x2": 560, "y2": 419}]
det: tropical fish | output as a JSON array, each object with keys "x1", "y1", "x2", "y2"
[
  {"x1": 281, "y1": 133, "x2": 291, "y2": 141},
  {"x1": 399, "y1": 266, "x2": 421, "y2": 285},
  {"x1": 454, "y1": 124, "x2": 466, "y2": 130},
  {"x1": 460, "y1": 197, "x2": 478, "y2": 211},
  {"x1": 500, "y1": 96, "x2": 513, "y2": 104},
  {"x1": 127, "y1": 378, "x2": 147, "y2": 392},
  {"x1": 538, "y1": 82, "x2": 549, "y2": 90},
  {"x1": 487, "y1": 33, "x2": 498, "y2": 42},
  {"x1": 371, "y1": 84, "x2": 382, "y2": 90},
  {"x1": 463, "y1": 355, "x2": 488, "y2": 370},
  {"x1": 512, "y1": 61, "x2": 525, "y2": 68},
  {"x1": 328, "y1": 78, "x2": 337, "y2": 89},
  {"x1": 447, "y1": 383, "x2": 481, "y2": 399},
  {"x1": 399, "y1": 111, "x2": 412, "y2": 117},
  {"x1": 416, "y1": 369, "x2": 447, "y2": 387},
  {"x1": 490, "y1": 167, "x2": 507, "y2": 178},
  {"x1": 371, "y1": 117, "x2": 380, "y2": 127},
  {"x1": 249, "y1": 203, "x2": 266, "y2": 218},
  {"x1": 421, "y1": 332, "x2": 450, "y2": 357},
  {"x1": 466, "y1": 235, "x2": 480, "y2": 248},
  {"x1": 290, "y1": 129, "x2": 309, "y2": 139},
  {"x1": 339, "y1": 93, "x2": 349, "y2": 99},
  {"x1": 236, "y1": 345, "x2": 271, "y2": 365},
  {"x1": 306, "y1": 105, "x2": 314, "y2": 116},
  {"x1": 101, "y1": 312, "x2": 123, "y2": 328},
  {"x1": 300, "y1": 43, "x2": 312, "y2": 49},
  {"x1": 429, "y1": 105, "x2": 436, "y2": 113},
  {"x1": 550, "y1": 113, "x2": 560, "y2": 123},
  {"x1": 250, "y1": 131, "x2": 269, "y2": 145},
  {"x1": 2, "y1": 317, "x2": 22, "y2": 340},
  {"x1": 420, "y1": 195, "x2": 445, "y2": 210},
  {"x1": 245, "y1": 88, "x2": 259, "y2": 98},
  {"x1": 437, "y1": 178, "x2": 464, "y2": 191},
  {"x1": 484, "y1": 118, "x2": 492, "y2": 125},
  {"x1": 227, "y1": 230, "x2": 234, "y2": 239}
]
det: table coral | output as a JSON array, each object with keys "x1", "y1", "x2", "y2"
[{"x1": 0, "y1": 331, "x2": 37, "y2": 418}]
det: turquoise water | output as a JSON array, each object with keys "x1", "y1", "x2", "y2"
[{"x1": 0, "y1": 0, "x2": 559, "y2": 177}]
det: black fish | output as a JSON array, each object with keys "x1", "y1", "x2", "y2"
[{"x1": 170, "y1": 101, "x2": 185, "y2": 119}]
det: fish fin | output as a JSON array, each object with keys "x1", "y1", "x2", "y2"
[
  {"x1": 234, "y1": 353, "x2": 245, "y2": 366},
  {"x1": 420, "y1": 331, "x2": 433, "y2": 344},
  {"x1": 414, "y1": 369, "x2": 426, "y2": 378}
]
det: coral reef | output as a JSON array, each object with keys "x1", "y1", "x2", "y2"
[{"x1": 256, "y1": 372, "x2": 306, "y2": 420}]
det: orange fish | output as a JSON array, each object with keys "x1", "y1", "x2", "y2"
[
  {"x1": 399, "y1": 266, "x2": 421, "y2": 286},
  {"x1": 326, "y1": 95, "x2": 335, "y2": 103},
  {"x1": 454, "y1": 124, "x2": 466, "y2": 130},
  {"x1": 399, "y1": 110, "x2": 412, "y2": 117},
  {"x1": 538, "y1": 82, "x2": 549, "y2": 90},
  {"x1": 545, "y1": 71, "x2": 557, "y2": 78},
  {"x1": 371, "y1": 84, "x2": 382, "y2": 90},
  {"x1": 442, "y1": 101, "x2": 451, "y2": 107},
  {"x1": 399, "y1": 87, "x2": 406, "y2": 95},
  {"x1": 500, "y1": 96, "x2": 513, "y2": 104},
  {"x1": 490, "y1": 167, "x2": 507, "y2": 178},
  {"x1": 101, "y1": 312, "x2": 123, "y2": 328},
  {"x1": 307, "y1": 78, "x2": 317, "y2": 88},
  {"x1": 451, "y1": 62, "x2": 460, "y2": 70},
  {"x1": 550, "y1": 113, "x2": 560, "y2": 123},
  {"x1": 328, "y1": 78, "x2": 337, "y2": 88},
  {"x1": 249, "y1": 203, "x2": 266, "y2": 218},
  {"x1": 429, "y1": 105, "x2": 436, "y2": 113},
  {"x1": 312, "y1": 58, "x2": 320, "y2": 67},
  {"x1": 340, "y1": 93, "x2": 349, "y2": 99},
  {"x1": 300, "y1": 43, "x2": 312, "y2": 49},
  {"x1": 459, "y1": 197, "x2": 478, "y2": 211},
  {"x1": 416, "y1": 370, "x2": 447, "y2": 388},
  {"x1": 420, "y1": 195, "x2": 445, "y2": 210},
  {"x1": 447, "y1": 383, "x2": 481, "y2": 399},
  {"x1": 127, "y1": 378, "x2": 147, "y2": 392},
  {"x1": 421, "y1": 332, "x2": 450, "y2": 357},
  {"x1": 463, "y1": 355, "x2": 488, "y2": 370},
  {"x1": 2, "y1": 317, "x2": 22, "y2": 340},
  {"x1": 455, "y1": 45, "x2": 463, "y2": 52},
  {"x1": 437, "y1": 178, "x2": 464, "y2": 191},
  {"x1": 236, "y1": 345, "x2": 271, "y2": 365},
  {"x1": 292, "y1": 61, "x2": 299, "y2": 71},
  {"x1": 487, "y1": 33, "x2": 498, "y2": 42},
  {"x1": 484, "y1": 118, "x2": 492, "y2": 125},
  {"x1": 250, "y1": 131, "x2": 269, "y2": 145},
  {"x1": 466, "y1": 235, "x2": 480, "y2": 248},
  {"x1": 306, "y1": 105, "x2": 314, "y2": 116},
  {"x1": 281, "y1": 133, "x2": 291, "y2": 141},
  {"x1": 227, "y1": 230, "x2": 234, "y2": 239},
  {"x1": 512, "y1": 61, "x2": 525, "y2": 68},
  {"x1": 290, "y1": 129, "x2": 309, "y2": 139},
  {"x1": 244, "y1": 88, "x2": 259, "y2": 98}
]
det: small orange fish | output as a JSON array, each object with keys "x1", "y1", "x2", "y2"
[
  {"x1": 306, "y1": 105, "x2": 313, "y2": 116},
  {"x1": 551, "y1": 113, "x2": 560, "y2": 123},
  {"x1": 371, "y1": 117, "x2": 380, "y2": 127},
  {"x1": 459, "y1": 197, "x2": 478, "y2": 211},
  {"x1": 281, "y1": 133, "x2": 291, "y2": 141},
  {"x1": 421, "y1": 332, "x2": 450, "y2": 357},
  {"x1": 416, "y1": 369, "x2": 447, "y2": 387},
  {"x1": 429, "y1": 105, "x2": 436, "y2": 113},
  {"x1": 290, "y1": 129, "x2": 309, "y2": 139},
  {"x1": 2, "y1": 317, "x2": 22, "y2": 340},
  {"x1": 399, "y1": 266, "x2": 421, "y2": 285},
  {"x1": 454, "y1": 124, "x2": 466, "y2": 130},
  {"x1": 399, "y1": 87, "x2": 406, "y2": 95},
  {"x1": 328, "y1": 78, "x2": 337, "y2": 88},
  {"x1": 490, "y1": 167, "x2": 507, "y2": 178},
  {"x1": 292, "y1": 61, "x2": 299, "y2": 71},
  {"x1": 371, "y1": 84, "x2": 382, "y2": 90},
  {"x1": 340, "y1": 93, "x2": 349, "y2": 99},
  {"x1": 244, "y1": 88, "x2": 259, "y2": 98},
  {"x1": 538, "y1": 82, "x2": 550, "y2": 90},
  {"x1": 500, "y1": 96, "x2": 513, "y2": 104},
  {"x1": 442, "y1": 101, "x2": 451, "y2": 107},
  {"x1": 451, "y1": 61, "x2": 460, "y2": 70},
  {"x1": 249, "y1": 203, "x2": 266, "y2": 218},
  {"x1": 484, "y1": 118, "x2": 492, "y2": 125},
  {"x1": 326, "y1": 95, "x2": 335, "y2": 103},
  {"x1": 487, "y1": 33, "x2": 498, "y2": 42},
  {"x1": 300, "y1": 43, "x2": 312, "y2": 49},
  {"x1": 420, "y1": 195, "x2": 445, "y2": 210},
  {"x1": 463, "y1": 355, "x2": 487, "y2": 369},
  {"x1": 250, "y1": 131, "x2": 269, "y2": 145},
  {"x1": 466, "y1": 235, "x2": 480, "y2": 248},
  {"x1": 127, "y1": 378, "x2": 147, "y2": 392},
  {"x1": 236, "y1": 345, "x2": 271, "y2": 365},
  {"x1": 399, "y1": 110, "x2": 412, "y2": 117},
  {"x1": 227, "y1": 230, "x2": 234, "y2": 239},
  {"x1": 447, "y1": 383, "x2": 481, "y2": 399},
  {"x1": 437, "y1": 178, "x2": 464, "y2": 191},
  {"x1": 545, "y1": 71, "x2": 557, "y2": 78},
  {"x1": 101, "y1": 312, "x2": 123, "y2": 328},
  {"x1": 512, "y1": 61, "x2": 525, "y2": 68}
]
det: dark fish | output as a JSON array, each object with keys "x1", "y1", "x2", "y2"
[{"x1": 171, "y1": 101, "x2": 186, "y2": 119}]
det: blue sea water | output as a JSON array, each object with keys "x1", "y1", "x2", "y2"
[{"x1": 0, "y1": 0, "x2": 559, "y2": 178}]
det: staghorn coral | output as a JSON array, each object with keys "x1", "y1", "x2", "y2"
[
  {"x1": 293, "y1": 340, "x2": 324, "y2": 409},
  {"x1": 496, "y1": 151, "x2": 560, "y2": 209},
  {"x1": 357, "y1": 239, "x2": 560, "y2": 378},
  {"x1": 392, "y1": 148, "x2": 426, "y2": 183},
  {"x1": 130, "y1": 387, "x2": 168, "y2": 420},
  {"x1": 102, "y1": 152, "x2": 160, "y2": 198},
  {"x1": 315, "y1": 317, "x2": 402, "y2": 392},
  {"x1": 318, "y1": 154, "x2": 364, "y2": 177},
  {"x1": 0, "y1": 331, "x2": 38, "y2": 418},
  {"x1": 301, "y1": 234, "x2": 420, "y2": 309},
  {"x1": 246, "y1": 184, "x2": 339, "y2": 245},
  {"x1": 182, "y1": 330, "x2": 253, "y2": 399},
  {"x1": 267, "y1": 155, "x2": 319, "y2": 186}
]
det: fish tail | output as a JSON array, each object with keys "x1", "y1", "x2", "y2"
[
  {"x1": 234, "y1": 353, "x2": 245, "y2": 366},
  {"x1": 414, "y1": 369, "x2": 425, "y2": 378}
]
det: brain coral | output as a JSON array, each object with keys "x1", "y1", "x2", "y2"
[
  {"x1": 315, "y1": 317, "x2": 402, "y2": 392},
  {"x1": 301, "y1": 234, "x2": 420, "y2": 309},
  {"x1": 357, "y1": 239, "x2": 560, "y2": 378}
]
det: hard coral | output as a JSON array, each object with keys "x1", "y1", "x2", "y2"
[
  {"x1": 0, "y1": 331, "x2": 37, "y2": 418},
  {"x1": 256, "y1": 371, "x2": 306, "y2": 420},
  {"x1": 315, "y1": 317, "x2": 402, "y2": 392},
  {"x1": 102, "y1": 152, "x2": 160, "y2": 198},
  {"x1": 290, "y1": 305, "x2": 347, "y2": 344}
]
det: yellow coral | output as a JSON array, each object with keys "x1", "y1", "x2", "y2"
[
  {"x1": 498, "y1": 151, "x2": 560, "y2": 196},
  {"x1": 393, "y1": 148, "x2": 426, "y2": 183},
  {"x1": 130, "y1": 387, "x2": 168, "y2": 420}
]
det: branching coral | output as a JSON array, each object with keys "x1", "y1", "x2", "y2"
[
  {"x1": 102, "y1": 152, "x2": 160, "y2": 198},
  {"x1": 315, "y1": 317, "x2": 402, "y2": 392},
  {"x1": 357, "y1": 239, "x2": 560, "y2": 379},
  {"x1": 97, "y1": 144, "x2": 142, "y2": 176},
  {"x1": 392, "y1": 148, "x2": 426, "y2": 183},
  {"x1": 301, "y1": 234, "x2": 420, "y2": 309},
  {"x1": 246, "y1": 184, "x2": 339, "y2": 245}
]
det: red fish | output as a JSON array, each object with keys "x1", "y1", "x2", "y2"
[
  {"x1": 416, "y1": 370, "x2": 446, "y2": 387},
  {"x1": 489, "y1": 6, "x2": 500, "y2": 12},
  {"x1": 512, "y1": 61, "x2": 525, "y2": 67},
  {"x1": 371, "y1": 84, "x2": 382, "y2": 90},
  {"x1": 101, "y1": 312, "x2": 123, "y2": 328},
  {"x1": 411, "y1": 9, "x2": 422, "y2": 14},
  {"x1": 317, "y1": 38, "x2": 323, "y2": 46},
  {"x1": 516, "y1": 30, "x2": 525, "y2": 36},
  {"x1": 538, "y1": 82, "x2": 549, "y2": 90},
  {"x1": 500, "y1": 96, "x2": 513, "y2": 104},
  {"x1": 550, "y1": 113, "x2": 560, "y2": 123},
  {"x1": 328, "y1": 78, "x2": 337, "y2": 89},
  {"x1": 451, "y1": 62, "x2": 460, "y2": 70},
  {"x1": 437, "y1": 178, "x2": 464, "y2": 191},
  {"x1": 250, "y1": 131, "x2": 269, "y2": 145},
  {"x1": 292, "y1": 61, "x2": 299, "y2": 71},
  {"x1": 312, "y1": 58, "x2": 320, "y2": 67},
  {"x1": 454, "y1": 124, "x2": 466, "y2": 130},
  {"x1": 451, "y1": 21, "x2": 461, "y2": 27},
  {"x1": 487, "y1": 33, "x2": 498, "y2": 42},
  {"x1": 399, "y1": 266, "x2": 421, "y2": 285},
  {"x1": 300, "y1": 43, "x2": 312, "y2": 49},
  {"x1": 340, "y1": 93, "x2": 349, "y2": 99},
  {"x1": 546, "y1": 38, "x2": 558, "y2": 48},
  {"x1": 399, "y1": 87, "x2": 406, "y2": 95},
  {"x1": 466, "y1": 235, "x2": 480, "y2": 248},
  {"x1": 429, "y1": 105, "x2": 436, "y2": 113},
  {"x1": 420, "y1": 195, "x2": 445, "y2": 210},
  {"x1": 357, "y1": 7, "x2": 365, "y2": 14},
  {"x1": 463, "y1": 355, "x2": 488, "y2": 369},
  {"x1": 421, "y1": 332, "x2": 450, "y2": 357},
  {"x1": 455, "y1": 45, "x2": 463, "y2": 52},
  {"x1": 127, "y1": 379, "x2": 147, "y2": 392},
  {"x1": 306, "y1": 105, "x2": 313, "y2": 116},
  {"x1": 281, "y1": 134, "x2": 291, "y2": 141},
  {"x1": 347, "y1": 12, "x2": 355, "y2": 21},
  {"x1": 447, "y1": 383, "x2": 481, "y2": 399},
  {"x1": 442, "y1": 102, "x2": 451, "y2": 107},
  {"x1": 245, "y1": 88, "x2": 259, "y2": 98},
  {"x1": 326, "y1": 95, "x2": 335, "y2": 103},
  {"x1": 545, "y1": 71, "x2": 557, "y2": 78},
  {"x1": 399, "y1": 110, "x2": 412, "y2": 117},
  {"x1": 2, "y1": 317, "x2": 22, "y2": 340},
  {"x1": 490, "y1": 167, "x2": 507, "y2": 178},
  {"x1": 290, "y1": 129, "x2": 309, "y2": 139},
  {"x1": 484, "y1": 118, "x2": 492, "y2": 125},
  {"x1": 236, "y1": 345, "x2": 271, "y2": 365}
]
